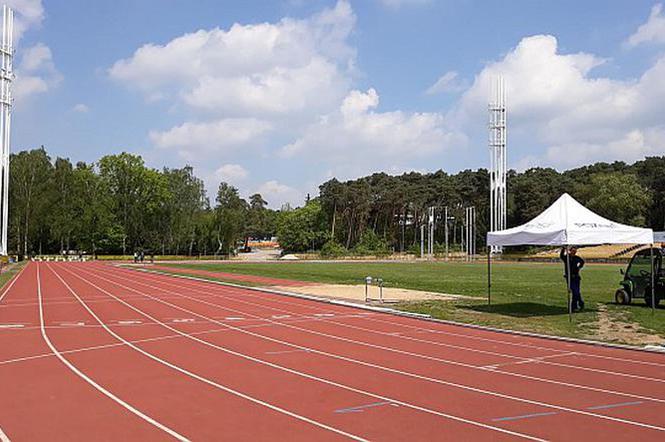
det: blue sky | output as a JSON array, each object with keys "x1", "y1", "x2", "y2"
[{"x1": 10, "y1": 0, "x2": 665, "y2": 207}]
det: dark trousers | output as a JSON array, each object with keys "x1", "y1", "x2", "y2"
[{"x1": 568, "y1": 277, "x2": 584, "y2": 310}]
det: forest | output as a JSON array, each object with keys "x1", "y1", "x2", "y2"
[{"x1": 9, "y1": 147, "x2": 665, "y2": 257}]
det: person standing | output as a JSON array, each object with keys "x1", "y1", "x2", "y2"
[{"x1": 560, "y1": 247, "x2": 585, "y2": 311}]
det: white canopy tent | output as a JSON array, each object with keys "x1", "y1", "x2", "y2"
[{"x1": 486, "y1": 193, "x2": 655, "y2": 319}]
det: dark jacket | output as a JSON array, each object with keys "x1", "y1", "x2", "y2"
[{"x1": 560, "y1": 248, "x2": 584, "y2": 279}]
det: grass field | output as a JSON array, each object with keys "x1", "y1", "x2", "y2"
[
  {"x1": 160, "y1": 260, "x2": 665, "y2": 345},
  {"x1": 0, "y1": 262, "x2": 25, "y2": 292}
]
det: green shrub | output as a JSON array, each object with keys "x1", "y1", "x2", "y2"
[
  {"x1": 353, "y1": 230, "x2": 390, "y2": 256},
  {"x1": 320, "y1": 241, "x2": 347, "y2": 258}
]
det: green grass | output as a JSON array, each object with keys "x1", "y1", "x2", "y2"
[
  {"x1": 161, "y1": 260, "x2": 665, "y2": 344},
  {"x1": 0, "y1": 262, "x2": 25, "y2": 291}
]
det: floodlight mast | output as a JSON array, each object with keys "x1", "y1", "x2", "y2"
[
  {"x1": 489, "y1": 76, "x2": 506, "y2": 254},
  {"x1": 0, "y1": 5, "x2": 12, "y2": 257}
]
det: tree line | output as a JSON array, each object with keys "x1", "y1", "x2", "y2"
[
  {"x1": 9, "y1": 147, "x2": 277, "y2": 258},
  {"x1": 8, "y1": 146, "x2": 664, "y2": 257}
]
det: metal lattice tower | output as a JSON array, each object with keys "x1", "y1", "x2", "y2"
[
  {"x1": 488, "y1": 76, "x2": 506, "y2": 253},
  {"x1": 0, "y1": 5, "x2": 12, "y2": 256}
]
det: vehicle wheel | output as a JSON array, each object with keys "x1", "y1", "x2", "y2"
[{"x1": 615, "y1": 289, "x2": 631, "y2": 305}]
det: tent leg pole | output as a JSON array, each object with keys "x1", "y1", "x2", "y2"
[
  {"x1": 487, "y1": 247, "x2": 491, "y2": 306},
  {"x1": 566, "y1": 247, "x2": 572, "y2": 323},
  {"x1": 651, "y1": 244, "x2": 655, "y2": 315}
]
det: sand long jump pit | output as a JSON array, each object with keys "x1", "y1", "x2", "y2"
[{"x1": 269, "y1": 283, "x2": 473, "y2": 304}]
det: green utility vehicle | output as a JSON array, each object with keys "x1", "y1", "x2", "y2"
[{"x1": 615, "y1": 247, "x2": 663, "y2": 307}]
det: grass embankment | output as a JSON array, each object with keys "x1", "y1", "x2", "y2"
[
  {"x1": 0, "y1": 262, "x2": 25, "y2": 292},
  {"x1": 161, "y1": 261, "x2": 665, "y2": 344}
]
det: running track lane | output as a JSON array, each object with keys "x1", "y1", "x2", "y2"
[
  {"x1": 50, "y1": 263, "x2": 540, "y2": 441},
  {"x1": 67, "y1": 262, "x2": 665, "y2": 440},
  {"x1": 2, "y1": 262, "x2": 664, "y2": 441}
]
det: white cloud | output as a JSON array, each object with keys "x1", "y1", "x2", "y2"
[
  {"x1": 626, "y1": 3, "x2": 665, "y2": 47},
  {"x1": 215, "y1": 164, "x2": 248, "y2": 182},
  {"x1": 281, "y1": 88, "x2": 465, "y2": 170},
  {"x1": 6, "y1": 0, "x2": 44, "y2": 41},
  {"x1": 426, "y1": 71, "x2": 467, "y2": 94},
  {"x1": 378, "y1": 0, "x2": 431, "y2": 9},
  {"x1": 255, "y1": 180, "x2": 304, "y2": 209},
  {"x1": 109, "y1": 1, "x2": 355, "y2": 118},
  {"x1": 13, "y1": 43, "x2": 62, "y2": 101},
  {"x1": 149, "y1": 118, "x2": 271, "y2": 161},
  {"x1": 453, "y1": 34, "x2": 665, "y2": 169},
  {"x1": 72, "y1": 103, "x2": 89, "y2": 113}
]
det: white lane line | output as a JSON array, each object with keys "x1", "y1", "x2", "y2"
[
  {"x1": 0, "y1": 424, "x2": 10, "y2": 442},
  {"x1": 0, "y1": 324, "x2": 24, "y2": 329},
  {"x1": 94, "y1": 266, "x2": 665, "y2": 432},
  {"x1": 172, "y1": 319, "x2": 194, "y2": 323},
  {"x1": 224, "y1": 317, "x2": 244, "y2": 321},
  {"x1": 36, "y1": 265, "x2": 189, "y2": 441},
  {"x1": 66, "y1": 265, "x2": 544, "y2": 441},
  {"x1": 146, "y1": 268, "x2": 665, "y2": 370},
  {"x1": 0, "y1": 313, "x2": 378, "y2": 368},
  {"x1": 59, "y1": 322, "x2": 86, "y2": 327},
  {"x1": 265, "y1": 349, "x2": 310, "y2": 355},
  {"x1": 116, "y1": 267, "x2": 665, "y2": 404},
  {"x1": 481, "y1": 353, "x2": 579, "y2": 370},
  {"x1": 48, "y1": 264, "x2": 368, "y2": 442},
  {"x1": 117, "y1": 320, "x2": 142, "y2": 325}
]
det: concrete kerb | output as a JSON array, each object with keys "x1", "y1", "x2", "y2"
[{"x1": 121, "y1": 265, "x2": 665, "y2": 356}]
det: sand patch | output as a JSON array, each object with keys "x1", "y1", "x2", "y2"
[{"x1": 270, "y1": 283, "x2": 472, "y2": 304}]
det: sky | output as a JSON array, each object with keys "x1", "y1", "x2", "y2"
[{"x1": 9, "y1": 0, "x2": 665, "y2": 207}]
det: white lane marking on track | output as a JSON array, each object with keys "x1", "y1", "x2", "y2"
[
  {"x1": 271, "y1": 315, "x2": 291, "y2": 319},
  {"x1": 154, "y1": 269, "x2": 663, "y2": 370},
  {"x1": 179, "y1": 271, "x2": 665, "y2": 382},
  {"x1": 265, "y1": 349, "x2": 310, "y2": 355},
  {"x1": 0, "y1": 424, "x2": 10, "y2": 442},
  {"x1": 172, "y1": 319, "x2": 194, "y2": 323},
  {"x1": 66, "y1": 265, "x2": 545, "y2": 442},
  {"x1": 314, "y1": 313, "x2": 335, "y2": 318},
  {"x1": 98, "y1": 266, "x2": 665, "y2": 432},
  {"x1": 59, "y1": 322, "x2": 86, "y2": 327},
  {"x1": 482, "y1": 352, "x2": 579, "y2": 370},
  {"x1": 224, "y1": 317, "x2": 244, "y2": 321},
  {"x1": 125, "y1": 268, "x2": 665, "y2": 390},
  {"x1": 0, "y1": 324, "x2": 24, "y2": 329},
  {"x1": 48, "y1": 264, "x2": 369, "y2": 442},
  {"x1": 37, "y1": 264, "x2": 190, "y2": 441},
  {"x1": 0, "y1": 313, "x2": 376, "y2": 368},
  {"x1": 117, "y1": 320, "x2": 142, "y2": 325}
]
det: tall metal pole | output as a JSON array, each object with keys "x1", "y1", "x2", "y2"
[
  {"x1": 487, "y1": 247, "x2": 491, "y2": 305},
  {"x1": 489, "y1": 76, "x2": 506, "y2": 254},
  {"x1": 420, "y1": 224, "x2": 424, "y2": 259},
  {"x1": 444, "y1": 206, "x2": 449, "y2": 260},
  {"x1": 0, "y1": 6, "x2": 13, "y2": 257},
  {"x1": 651, "y1": 244, "x2": 655, "y2": 314},
  {"x1": 566, "y1": 247, "x2": 572, "y2": 323}
]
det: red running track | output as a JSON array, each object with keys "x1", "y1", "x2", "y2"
[{"x1": 0, "y1": 262, "x2": 664, "y2": 441}]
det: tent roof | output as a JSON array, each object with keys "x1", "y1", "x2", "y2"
[{"x1": 487, "y1": 193, "x2": 653, "y2": 246}]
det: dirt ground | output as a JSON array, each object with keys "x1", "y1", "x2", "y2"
[
  {"x1": 583, "y1": 303, "x2": 664, "y2": 346},
  {"x1": 270, "y1": 283, "x2": 473, "y2": 304}
]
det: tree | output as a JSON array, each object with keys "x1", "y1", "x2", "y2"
[
  {"x1": 9, "y1": 147, "x2": 54, "y2": 257},
  {"x1": 213, "y1": 182, "x2": 247, "y2": 256},
  {"x1": 277, "y1": 199, "x2": 328, "y2": 253},
  {"x1": 579, "y1": 173, "x2": 651, "y2": 226}
]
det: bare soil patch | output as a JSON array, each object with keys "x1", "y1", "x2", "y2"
[{"x1": 584, "y1": 303, "x2": 664, "y2": 346}]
